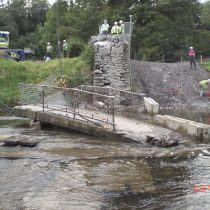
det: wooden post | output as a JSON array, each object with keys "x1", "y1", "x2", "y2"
[
  {"x1": 162, "y1": 54, "x2": 164, "y2": 63},
  {"x1": 112, "y1": 99, "x2": 115, "y2": 131},
  {"x1": 181, "y1": 54, "x2": 183, "y2": 62},
  {"x1": 42, "y1": 85, "x2": 45, "y2": 112},
  {"x1": 200, "y1": 54, "x2": 203, "y2": 64}
]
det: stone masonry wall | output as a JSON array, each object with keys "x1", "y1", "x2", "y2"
[{"x1": 90, "y1": 35, "x2": 131, "y2": 91}]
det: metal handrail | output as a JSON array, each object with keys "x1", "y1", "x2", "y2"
[{"x1": 19, "y1": 83, "x2": 116, "y2": 130}]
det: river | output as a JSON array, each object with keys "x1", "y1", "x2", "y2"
[{"x1": 0, "y1": 115, "x2": 210, "y2": 210}]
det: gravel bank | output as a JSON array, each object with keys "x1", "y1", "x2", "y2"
[{"x1": 131, "y1": 61, "x2": 210, "y2": 109}]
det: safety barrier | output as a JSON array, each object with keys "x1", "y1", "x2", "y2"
[
  {"x1": 0, "y1": 100, "x2": 12, "y2": 114},
  {"x1": 18, "y1": 83, "x2": 116, "y2": 130},
  {"x1": 79, "y1": 85, "x2": 145, "y2": 117}
]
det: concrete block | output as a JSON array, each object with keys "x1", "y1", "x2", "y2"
[
  {"x1": 144, "y1": 97, "x2": 159, "y2": 114},
  {"x1": 155, "y1": 114, "x2": 210, "y2": 140}
]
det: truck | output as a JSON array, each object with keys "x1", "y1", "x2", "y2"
[
  {"x1": 0, "y1": 31, "x2": 25, "y2": 61},
  {"x1": 0, "y1": 31, "x2": 9, "y2": 49}
]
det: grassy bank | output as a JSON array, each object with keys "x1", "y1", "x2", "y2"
[
  {"x1": 0, "y1": 57, "x2": 91, "y2": 106},
  {"x1": 202, "y1": 60, "x2": 210, "y2": 71}
]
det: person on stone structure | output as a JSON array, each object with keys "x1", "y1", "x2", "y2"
[
  {"x1": 119, "y1": 20, "x2": 124, "y2": 34},
  {"x1": 100, "y1": 19, "x2": 109, "y2": 35},
  {"x1": 188, "y1": 46, "x2": 196, "y2": 70},
  {"x1": 111, "y1": 21, "x2": 120, "y2": 35}
]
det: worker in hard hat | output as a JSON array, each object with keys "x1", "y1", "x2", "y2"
[
  {"x1": 111, "y1": 21, "x2": 120, "y2": 35},
  {"x1": 119, "y1": 20, "x2": 124, "y2": 34},
  {"x1": 10, "y1": 51, "x2": 17, "y2": 61},
  {"x1": 62, "y1": 40, "x2": 68, "y2": 58},
  {"x1": 46, "y1": 42, "x2": 53, "y2": 61},
  {"x1": 100, "y1": 19, "x2": 109, "y2": 35},
  {"x1": 188, "y1": 46, "x2": 196, "y2": 70},
  {"x1": 199, "y1": 79, "x2": 210, "y2": 97}
]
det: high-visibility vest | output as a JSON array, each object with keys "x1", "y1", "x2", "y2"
[
  {"x1": 63, "y1": 43, "x2": 68, "y2": 51},
  {"x1": 47, "y1": 45, "x2": 53, "y2": 53},
  {"x1": 199, "y1": 80, "x2": 209, "y2": 89},
  {"x1": 111, "y1": 26, "x2": 120, "y2": 34},
  {"x1": 101, "y1": 24, "x2": 109, "y2": 32}
]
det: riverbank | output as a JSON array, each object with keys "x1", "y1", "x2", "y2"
[{"x1": 0, "y1": 58, "x2": 90, "y2": 106}]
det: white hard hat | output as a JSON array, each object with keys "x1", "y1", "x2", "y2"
[
  {"x1": 63, "y1": 40, "x2": 66, "y2": 42},
  {"x1": 47, "y1": 42, "x2": 50, "y2": 45},
  {"x1": 190, "y1": 46, "x2": 193, "y2": 50},
  {"x1": 119, "y1": 20, "x2": 123, "y2": 24},
  {"x1": 114, "y1": 21, "x2": 118, "y2": 25}
]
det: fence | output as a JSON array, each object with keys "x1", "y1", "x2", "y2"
[
  {"x1": 79, "y1": 85, "x2": 145, "y2": 118},
  {"x1": 0, "y1": 100, "x2": 12, "y2": 114},
  {"x1": 19, "y1": 83, "x2": 116, "y2": 130}
]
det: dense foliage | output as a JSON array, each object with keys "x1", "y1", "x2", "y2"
[{"x1": 1, "y1": 0, "x2": 210, "y2": 61}]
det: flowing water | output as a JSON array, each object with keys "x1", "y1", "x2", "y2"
[{"x1": 1, "y1": 115, "x2": 210, "y2": 210}]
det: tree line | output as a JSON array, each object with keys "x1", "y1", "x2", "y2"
[{"x1": 1, "y1": 0, "x2": 210, "y2": 61}]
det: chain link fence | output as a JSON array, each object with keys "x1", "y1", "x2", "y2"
[
  {"x1": 19, "y1": 83, "x2": 116, "y2": 130},
  {"x1": 79, "y1": 85, "x2": 145, "y2": 118}
]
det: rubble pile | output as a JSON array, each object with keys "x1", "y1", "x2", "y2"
[
  {"x1": 146, "y1": 132, "x2": 181, "y2": 147},
  {"x1": 131, "y1": 61, "x2": 210, "y2": 107}
]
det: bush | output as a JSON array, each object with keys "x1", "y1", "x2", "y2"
[
  {"x1": 67, "y1": 37, "x2": 85, "y2": 58},
  {"x1": 80, "y1": 44, "x2": 94, "y2": 67}
]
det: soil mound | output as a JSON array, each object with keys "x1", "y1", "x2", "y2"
[{"x1": 131, "y1": 61, "x2": 210, "y2": 107}]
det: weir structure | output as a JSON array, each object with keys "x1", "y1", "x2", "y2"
[{"x1": 13, "y1": 83, "x2": 175, "y2": 143}]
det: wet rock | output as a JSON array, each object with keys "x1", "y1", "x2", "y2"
[
  {"x1": 3, "y1": 139, "x2": 39, "y2": 147},
  {"x1": 19, "y1": 140, "x2": 39, "y2": 147},
  {"x1": 30, "y1": 120, "x2": 41, "y2": 130},
  {"x1": 146, "y1": 132, "x2": 180, "y2": 147},
  {"x1": 4, "y1": 140, "x2": 19, "y2": 147}
]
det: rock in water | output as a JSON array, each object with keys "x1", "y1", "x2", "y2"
[
  {"x1": 30, "y1": 120, "x2": 41, "y2": 130},
  {"x1": 146, "y1": 132, "x2": 180, "y2": 147}
]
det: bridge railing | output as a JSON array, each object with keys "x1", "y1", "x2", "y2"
[
  {"x1": 79, "y1": 85, "x2": 145, "y2": 118},
  {"x1": 18, "y1": 83, "x2": 116, "y2": 130}
]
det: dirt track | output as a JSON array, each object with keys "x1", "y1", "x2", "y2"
[{"x1": 131, "y1": 61, "x2": 210, "y2": 108}]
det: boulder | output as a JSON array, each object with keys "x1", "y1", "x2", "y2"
[{"x1": 146, "y1": 132, "x2": 180, "y2": 147}]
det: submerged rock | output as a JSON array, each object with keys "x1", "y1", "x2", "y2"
[
  {"x1": 3, "y1": 139, "x2": 39, "y2": 147},
  {"x1": 30, "y1": 120, "x2": 41, "y2": 130},
  {"x1": 146, "y1": 132, "x2": 180, "y2": 147}
]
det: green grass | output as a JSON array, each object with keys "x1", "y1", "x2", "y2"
[
  {"x1": 202, "y1": 60, "x2": 210, "y2": 71},
  {"x1": 0, "y1": 57, "x2": 91, "y2": 106}
]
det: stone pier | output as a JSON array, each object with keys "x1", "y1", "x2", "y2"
[{"x1": 90, "y1": 35, "x2": 130, "y2": 90}]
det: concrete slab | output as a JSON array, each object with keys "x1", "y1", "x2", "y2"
[
  {"x1": 155, "y1": 114, "x2": 210, "y2": 140},
  {"x1": 13, "y1": 105, "x2": 173, "y2": 144},
  {"x1": 144, "y1": 97, "x2": 159, "y2": 114}
]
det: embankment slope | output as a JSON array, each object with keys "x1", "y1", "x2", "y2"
[{"x1": 131, "y1": 61, "x2": 210, "y2": 108}]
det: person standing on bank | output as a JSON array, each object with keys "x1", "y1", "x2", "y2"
[
  {"x1": 188, "y1": 46, "x2": 196, "y2": 70},
  {"x1": 62, "y1": 40, "x2": 68, "y2": 58},
  {"x1": 46, "y1": 42, "x2": 53, "y2": 61}
]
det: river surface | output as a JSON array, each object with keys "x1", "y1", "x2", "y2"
[{"x1": 1, "y1": 115, "x2": 210, "y2": 210}]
